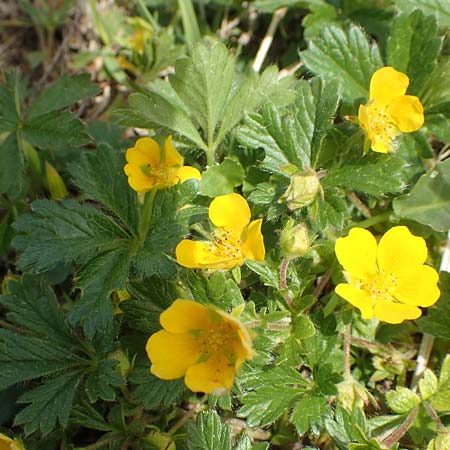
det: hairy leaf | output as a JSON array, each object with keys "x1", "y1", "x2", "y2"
[{"x1": 187, "y1": 410, "x2": 231, "y2": 450}]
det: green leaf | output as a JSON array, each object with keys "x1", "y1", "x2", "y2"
[
  {"x1": 85, "y1": 360, "x2": 122, "y2": 402},
  {"x1": 386, "y1": 386, "x2": 421, "y2": 414},
  {"x1": 316, "y1": 363, "x2": 341, "y2": 395},
  {"x1": 0, "y1": 71, "x2": 20, "y2": 131},
  {"x1": 290, "y1": 395, "x2": 333, "y2": 435},
  {"x1": 69, "y1": 143, "x2": 139, "y2": 234},
  {"x1": 417, "y1": 272, "x2": 450, "y2": 340},
  {"x1": 71, "y1": 402, "x2": 113, "y2": 431},
  {"x1": 177, "y1": 0, "x2": 201, "y2": 48},
  {"x1": 22, "y1": 111, "x2": 90, "y2": 149},
  {"x1": 129, "y1": 363, "x2": 186, "y2": 409},
  {"x1": 124, "y1": 92, "x2": 206, "y2": 150},
  {"x1": 302, "y1": 24, "x2": 382, "y2": 103},
  {"x1": 323, "y1": 155, "x2": 407, "y2": 196},
  {"x1": 0, "y1": 132, "x2": 23, "y2": 196},
  {"x1": 187, "y1": 410, "x2": 231, "y2": 450},
  {"x1": 14, "y1": 199, "x2": 128, "y2": 272},
  {"x1": 15, "y1": 371, "x2": 82, "y2": 435},
  {"x1": 393, "y1": 0, "x2": 450, "y2": 28},
  {"x1": 200, "y1": 158, "x2": 244, "y2": 197},
  {"x1": 419, "y1": 369, "x2": 438, "y2": 400},
  {"x1": 387, "y1": 10, "x2": 441, "y2": 95},
  {"x1": 393, "y1": 158, "x2": 450, "y2": 231},
  {"x1": 27, "y1": 73, "x2": 100, "y2": 119}
]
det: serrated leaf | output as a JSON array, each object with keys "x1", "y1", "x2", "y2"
[
  {"x1": 69, "y1": 143, "x2": 139, "y2": 233},
  {"x1": 200, "y1": 158, "x2": 244, "y2": 197},
  {"x1": 302, "y1": 24, "x2": 382, "y2": 103},
  {"x1": 14, "y1": 199, "x2": 128, "y2": 272},
  {"x1": 71, "y1": 402, "x2": 113, "y2": 431},
  {"x1": 0, "y1": 132, "x2": 23, "y2": 196},
  {"x1": 386, "y1": 386, "x2": 421, "y2": 414},
  {"x1": 323, "y1": 155, "x2": 406, "y2": 196},
  {"x1": 187, "y1": 410, "x2": 231, "y2": 450},
  {"x1": 0, "y1": 70, "x2": 20, "y2": 129},
  {"x1": 393, "y1": 0, "x2": 450, "y2": 28},
  {"x1": 419, "y1": 369, "x2": 438, "y2": 400},
  {"x1": 291, "y1": 395, "x2": 333, "y2": 435},
  {"x1": 27, "y1": 73, "x2": 100, "y2": 119},
  {"x1": 22, "y1": 110, "x2": 89, "y2": 149},
  {"x1": 316, "y1": 363, "x2": 341, "y2": 395},
  {"x1": 387, "y1": 11, "x2": 441, "y2": 95},
  {"x1": 393, "y1": 158, "x2": 450, "y2": 231},
  {"x1": 85, "y1": 360, "x2": 122, "y2": 402},
  {"x1": 15, "y1": 371, "x2": 82, "y2": 435}
]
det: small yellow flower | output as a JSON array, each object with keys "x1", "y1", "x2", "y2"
[
  {"x1": 176, "y1": 193, "x2": 265, "y2": 270},
  {"x1": 0, "y1": 433, "x2": 25, "y2": 450},
  {"x1": 146, "y1": 299, "x2": 253, "y2": 394},
  {"x1": 335, "y1": 226, "x2": 440, "y2": 324},
  {"x1": 123, "y1": 136, "x2": 201, "y2": 193},
  {"x1": 358, "y1": 67, "x2": 424, "y2": 153}
]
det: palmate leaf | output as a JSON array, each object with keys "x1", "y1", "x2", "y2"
[
  {"x1": 187, "y1": 410, "x2": 231, "y2": 450},
  {"x1": 0, "y1": 275, "x2": 122, "y2": 434},
  {"x1": 235, "y1": 79, "x2": 340, "y2": 174},
  {"x1": 302, "y1": 24, "x2": 382, "y2": 103},
  {"x1": 387, "y1": 10, "x2": 441, "y2": 96}
]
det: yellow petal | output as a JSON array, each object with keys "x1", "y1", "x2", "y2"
[
  {"x1": 163, "y1": 135, "x2": 183, "y2": 167},
  {"x1": 371, "y1": 136, "x2": 392, "y2": 154},
  {"x1": 175, "y1": 239, "x2": 244, "y2": 270},
  {"x1": 134, "y1": 137, "x2": 161, "y2": 166},
  {"x1": 209, "y1": 193, "x2": 251, "y2": 236},
  {"x1": 370, "y1": 67, "x2": 409, "y2": 106},
  {"x1": 0, "y1": 434, "x2": 14, "y2": 450},
  {"x1": 146, "y1": 330, "x2": 202, "y2": 379},
  {"x1": 176, "y1": 165, "x2": 201, "y2": 183},
  {"x1": 358, "y1": 104, "x2": 369, "y2": 134},
  {"x1": 184, "y1": 352, "x2": 235, "y2": 393},
  {"x1": 372, "y1": 301, "x2": 421, "y2": 324},
  {"x1": 160, "y1": 299, "x2": 211, "y2": 333},
  {"x1": 335, "y1": 283, "x2": 375, "y2": 319},
  {"x1": 123, "y1": 164, "x2": 154, "y2": 193},
  {"x1": 395, "y1": 265, "x2": 440, "y2": 307},
  {"x1": 335, "y1": 228, "x2": 377, "y2": 279},
  {"x1": 377, "y1": 226, "x2": 427, "y2": 277},
  {"x1": 125, "y1": 148, "x2": 153, "y2": 166},
  {"x1": 387, "y1": 95, "x2": 424, "y2": 132},
  {"x1": 241, "y1": 219, "x2": 265, "y2": 262}
]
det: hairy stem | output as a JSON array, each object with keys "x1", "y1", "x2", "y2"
[
  {"x1": 280, "y1": 257, "x2": 294, "y2": 309},
  {"x1": 381, "y1": 407, "x2": 418, "y2": 448}
]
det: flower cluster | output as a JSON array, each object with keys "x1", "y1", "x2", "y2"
[
  {"x1": 359, "y1": 67, "x2": 424, "y2": 153},
  {"x1": 335, "y1": 226, "x2": 440, "y2": 323},
  {"x1": 146, "y1": 299, "x2": 253, "y2": 393},
  {"x1": 123, "y1": 136, "x2": 200, "y2": 193}
]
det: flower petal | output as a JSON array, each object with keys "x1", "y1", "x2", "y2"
[
  {"x1": 123, "y1": 164, "x2": 154, "y2": 193},
  {"x1": 160, "y1": 299, "x2": 211, "y2": 333},
  {"x1": 184, "y1": 352, "x2": 235, "y2": 393},
  {"x1": 175, "y1": 239, "x2": 244, "y2": 270},
  {"x1": 335, "y1": 283, "x2": 375, "y2": 319},
  {"x1": 209, "y1": 193, "x2": 251, "y2": 236},
  {"x1": 146, "y1": 330, "x2": 202, "y2": 379},
  {"x1": 377, "y1": 226, "x2": 427, "y2": 277},
  {"x1": 335, "y1": 228, "x2": 377, "y2": 279},
  {"x1": 163, "y1": 135, "x2": 183, "y2": 167},
  {"x1": 241, "y1": 219, "x2": 265, "y2": 262},
  {"x1": 373, "y1": 301, "x2": 421, "y2": 324},
  {"x1": 0, "y1": 434, "x2": 14, "y2": 450},
  {"x1": 134, "y1": 137, "x2": 161, "y2": 166},
  {"x1": 395, "y1": 265, "x2": 440, "y2": 307},
  {"x1": 125, "y1": 148, "x2": 153, "y2": 166},
  {"x1": 370, "y1": 67, "x2": 409, "y2": 106},
  {"x1": 176, "y1": 165, "x2": 201, "y2": 183},
  {"x1": 387, "y1": 95, "x2": 424, "y2": 132}
]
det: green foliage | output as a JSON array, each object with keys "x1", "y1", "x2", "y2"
[
  {"x1": 393, "y1": 158, "x2": 450, "y2": 231},
  {"x1": 394, "y1": 0, "x2": 450, "y2": 28},
  {"x1": 187, "y1": 410, "x2": 231, "y2": 450},
  {"x1": 302, "y1": 24, "x2": 382, "y2": 103}
]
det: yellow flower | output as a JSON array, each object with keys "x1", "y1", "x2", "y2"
[
  {"x1": 146, "y1": 299, "x2": 253, "y2": 393},
  {"x1": 335, "y1": 226, "x2": 440, "y2": 324},
  {"x1": 0, "y1": 434, "x2": 25, "y2": 450},
  {"x1": 176, "y1": 193, "x2": 265, "y2": 270},
  {"x1": 123, "y1": 136, "x2": 201, "y2": 193},
  {"x1": 358, "y1": 67, "x2": 424, "y2": 153}
]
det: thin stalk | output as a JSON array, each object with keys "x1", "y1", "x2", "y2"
[
  {"x1": 423, "y1": 401, "x2": 446, "y2": 431},
  {"x1": 350, "y1": 211, "x2": 391, "y2": 230},
  {"x1": 411, "y1": 230, "x2": 450, "y2": 391},
  {"x1": 168, "y1": 395, "x2": 207, "y2": 435},
  {"x1": 381, "y1": 407, "x2": 418, "y2": 448},
  {"x1": 84, "y1": 435, "x2": 122, "y2": 450},
  {"x1": 344, "y1": 323, "x2": 352, "y2": 379},
  {"x1": 138, "y1": 190, "x2": 157, "y2": 242},
  {"x1": 136, "y1": 0, "x2": 160, "y2": 31},
  {"x1": 347, "y1": 191, "x2": 372, "y2": 219},
  {"x1": 280, "y1": 257, "x2": 294, "y2": 309}
]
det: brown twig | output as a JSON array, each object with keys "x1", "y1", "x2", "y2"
[
  {"x1": 347, "y1": 191, "x2": 372, "y2": 218},
  {"x1": 280, "y1": 257, "x2": 294, "y2": 309},
  {"x1": 313, "y1": 270, "x2": 331, "y2": 299},
  {"x1": 344, "y1": 323, "x2": 351, "y2": 379},
  {"x1": 381, "y1": 407, "x2": 418, "y2": 447}
]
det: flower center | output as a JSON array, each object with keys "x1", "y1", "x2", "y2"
[
  {"x1": 206, "y1": 229, "x2": 243, "y2": 263},
  {"x1": 140, "y1": 163, "x2": 178, "y2": 187},
  {"x1": 365, "y1": 103, "x2": 398, "y2": 147},
  {"x1": 361, "y1": 270, "x2": 398, "y2": 303}
]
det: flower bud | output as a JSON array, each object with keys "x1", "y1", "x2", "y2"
[
  {"x1": 45, "y1": 161, "x2": 68, "y2": 200},
  {"x1": 280, "y1": 219, "x2": 309, "y2": 259},
  {"x1": 280, "y1": 171, "x2": 321, "y2": 211}
]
